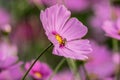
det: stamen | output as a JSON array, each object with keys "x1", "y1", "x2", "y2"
[
  {"x1": 54, "y1": 33, "x2": 66, "y2": 47},
  {"x1": 55, "y1": 34, "x2": 63, "y2": 44},
  {"x1": 34, "y1": 72, "x2": 42, "y2": 79}
]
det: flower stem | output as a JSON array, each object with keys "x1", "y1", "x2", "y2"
[
  {"x1": 67, "y1": 59, "x2": 81, "y2": 80},
  {"x1": 112, "y1": 39, "x2": 120, "y2": 80},
  {"x1": 49, "y1": 58, "x2": 66, "y2": 80},
  {"x1": 112, "y1": 39, "x2": 118, "y2": 52},
  {"x1": 22, "y1": 43, "x2": 53, "y2": 80}
]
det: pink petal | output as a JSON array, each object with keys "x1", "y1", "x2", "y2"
[
  {"x1": 40, "y1": 4, "x2": 71, "y2": 35},
  {"x1": 60, "y1": 18, "x2": 88, "y2": 41},
  {"x1": 102, "y1": 20, "x2": 120, "y2": 40},
  {"x1": 66, "y1": 39, "x2": 92, "y2": 54},
  {"x1": 102, "y1": 20, "x2": 117, "y2": 35},
  {"x1": 54, "y1": 47, "x2": 88, "y2": 60},
  {"x1": 117, "y1": 18, "x2": 120, "y2": 30},
  {"x1": 53, "y1": 39, "x2": 92, "y2": 60},
  {"x1": 0, "y1": 56, "x2": 18, "y2": 68}
]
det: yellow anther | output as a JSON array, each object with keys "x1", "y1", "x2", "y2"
[
  {"x1": 55, "y1": 34, "x2": 63, "y2": 44},
  {"x1": 34, "y1": 72, "x2": 42, "y2": 79},
  {"x1": 55, "y1": 34, "x2": 66, "y2": 47}
]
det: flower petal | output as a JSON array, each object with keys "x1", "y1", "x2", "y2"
[
  {"x1": 66, "y1": 39, "x2": 92, "y2": 54},
  {"x1": 60, "y1": 18, "x2": 88, "y2": 41},
  {"x1": 102, "y1": 20, "x2": 120, "y2": 40},
  {"x1": 0, "y1": 56, "x2": 18, "y2": 68},
  {"x1": 53, "y1": 39, "x2": 92, "y2": 60},
  {"x1": 40, "y1": 4, "x2": 71, "y2": 35},
  {"x1": 117, "y1": 18, "x2": 120, "y2": 30},
  {"x1": 102, "y1": 20, "x2": 117, "y2": 35}
]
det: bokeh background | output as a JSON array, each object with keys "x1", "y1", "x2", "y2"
[{"x1": 0, "y1": 0, "x2": 120, "y2": 80}]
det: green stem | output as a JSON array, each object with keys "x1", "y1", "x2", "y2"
[
  {"x1": 49, "y1": 58, "x2": 66, "y2": 80},
  {"x1": 112, "y1": 39, "x2": 120, "y2": 80},
  {"x1": 22, "y1": 43, "x2": 53, "y2": 80},
  {"x1": 112, "y1": 39, "x2": 118, "y2": 52},
  {"x1": 66, "y1": 59, "x2": 81, "y2": 80}
]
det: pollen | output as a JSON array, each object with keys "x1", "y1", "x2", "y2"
[
  {"x1": 55, "y1": 34, "x2": 66, "y2": 47},
  {"x1": 34, "y1": 72, "x2": 42, "y2": 79}
]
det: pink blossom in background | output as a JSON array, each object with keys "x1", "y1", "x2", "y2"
[
  {"x1": 41, "y1": 0, "x2": 90, "y2": 12},
  {"x1": 41, "y1": 0, "x2": 59, "y2": 6},
  {"x1": 63, "y1": 0, "x2": 90, "y2": 12},
  {"x1": 0, "y1": 41, "x2": 17, "y2": 59},
  {"x1": 52, "y1": 70, "x2": 74, "y2": 80},
  {"x1": 88, "y1": 1, "x2": 111, "y2": 42},
  {"x1": 113, "y1": 53, "x2": 120, "y2": 65},
  {"x1": 11, "y1": 21, "x2": 34, "y2": 45},
  {"x1": 0, "y1": 8, "x2": 11, "y2": 32},
  {"x1": 102, "y1": 18, "x2": 120, "y2": 40},
  {"x1": 0, "y1": 61, "x2": 23, "y2": 80},
  {"x1": 88, "y1": 1, "x2": 120, "y2": 42},
  {"x1": 25, "y1": 60, "x2": 52, "y2": 80},
  {"x1": 90, "y1": 4, "x2": 120, "y2": 29},
  {"x1": 0, "y1": 41, "x2": 23, "y2": 80},
  {"x1": 89, "y1": 2, "x2": 111, "y2": 28},
  {"x1": 40, "y1": 4, "x2": 92, "y2": 60},
  {"x1": 90, "y1": 0, "x2": 110, "y2": 5},
  {"x1": 11, "y1": 19, "x2": 41, "y2": 46},
  {"x1": 81, "y1": 41, "x2": 115, "y2": 80}
]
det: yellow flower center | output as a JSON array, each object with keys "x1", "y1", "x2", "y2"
[
  {"x1": 55, "y1": 34, "x2": 66, "y2": 47},
  {"x1": 34, "y1": 72, "x2": 42, "y2": 79}
]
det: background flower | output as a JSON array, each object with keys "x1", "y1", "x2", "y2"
[
  {"x1": 0, "y1": 41, "x2": 23, "y2": 80},
  {"x1": 80, "y1": 41, "x2": 115, "y2": 80},
  {"x1": 25, "y1": 60, "x2": 52, "y2": 80},
  {"x1": 41, "y1": 0, "x2": 90, "y2": 12},
  {"x1": 102, "y1": 18, "x2": 120, "y2": 40}
]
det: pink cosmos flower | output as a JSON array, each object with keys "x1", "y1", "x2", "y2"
[
  {"x1": 0, "y1": 41, "x2": 17, "y2": 59},
  {"x1": 41, "y1": 0, "x2": 90, "y2": 12},
  {"x1": 0, "y1": 61, "x2": 23, "y2": 80},
  {"x1": 81, "y1": 41, "x2": 115, "y2": 80},
  {"x1": 102, "y1": 18, "x2": 120, "y2": 40},
  {"x1": 25, "y1": 60, "x2": 52, "y2": 80},
  {"x1": 88, "y1": 1, "x2": 111, "y2": 42},
  {"x1": 11, "y1": 19, "x2": 42, "y2": 49},
  {"x1": 89, "y1": 1, "x2": 120, "y2": 42},
  {"x1": 0, "y1": 41, "x2": 23, "y2": 80},
  {"x1": 64, "y1": 0, "x2": 90, "y2": 12},
  {"x1": 40, "y1": 4, "x2": 92, "y2": 60},
  {"x1": 89, "y1": 2, "x2": 111, "y2": 28}
]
